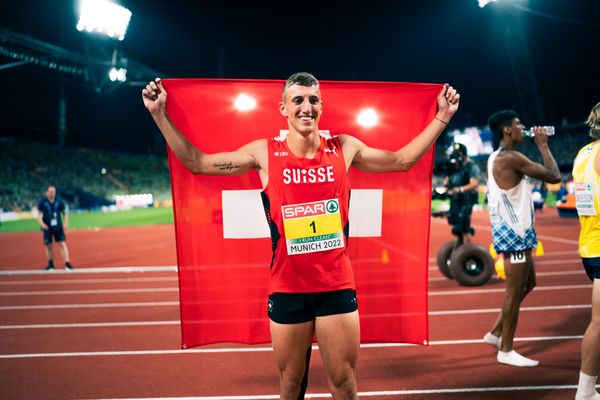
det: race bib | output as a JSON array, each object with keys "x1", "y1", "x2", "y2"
[
  {"x1": 575, "y1": 182, "x2": 597, "y2": 216},
  {"x1": 510, "y1": 251, "x2": 526, "y2": 264},
  {"x1": 282, "y1": 199, "x2": 344, "y2": 255}
]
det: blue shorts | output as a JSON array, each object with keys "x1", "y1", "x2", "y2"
[
  {"x1": 583, "y1": 258, "x2": 600, "y2": 281},
  {"x1": 43, "y1": 228, "x2": 66, "y2": 245},
  {"x1": 268, "y1": 289, "x2": 358, "y2": 324},
  {"x1": 492, "y1": 221, "x2": 537, "y2": 254}
]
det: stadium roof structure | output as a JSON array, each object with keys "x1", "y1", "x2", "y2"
[{"x1": 0, "y1": 26, "x2": 164, "y2": 93}]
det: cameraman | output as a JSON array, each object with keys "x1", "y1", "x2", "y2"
[{"x1": 444, "y1": 143, "x2": 481, "y2": 244}]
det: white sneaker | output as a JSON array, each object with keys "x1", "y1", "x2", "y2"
[
  {"x1": 575, "y1": 391, "x2": 600, "y2": 400},
  {"x1": 483, "y1": 332, "x2": 501, "y2": 350},
  {"x1": 497, "y1": 350, "x2": 539, "y2": 367}
]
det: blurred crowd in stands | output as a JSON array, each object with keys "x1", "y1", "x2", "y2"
[
  {"x1": 0, "y1": 139, "x2": 171, "y2": 211},
  {"x1": 0, "y1": 123, "x2": 592, "y2": 212}
]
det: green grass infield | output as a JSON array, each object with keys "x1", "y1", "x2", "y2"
[{"x1": 0, "y1": 207, "x2": 174, "y2": 234}]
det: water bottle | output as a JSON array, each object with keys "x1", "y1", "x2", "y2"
[{"x1": 524, "y1": 126, "x2": 555, "y2": 137}]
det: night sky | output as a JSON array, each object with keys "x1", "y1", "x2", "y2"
[{"x1": 1, "y1": 0, "x2": 599, "y2": 154}]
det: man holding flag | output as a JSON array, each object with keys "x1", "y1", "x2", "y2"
[{"x1": 142, "y1": 72, "x2": 459, "y2": 399}]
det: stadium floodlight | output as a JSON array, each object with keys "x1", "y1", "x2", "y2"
[
  {"x1": 76, "y1": 0, "x2": 132, "y2": 41},
  {"x1": 234, "y1": 93, "x2": 257, "y2": 111},
  {"x1": 478, "y1": 0, "x2": 498, "y2": 7},
  {"x1": 109, "y1": 67, "x2": 127, "y2": 82},
  {"x1": 357, "y1": 108, "x2": 379, "y2": 128}
]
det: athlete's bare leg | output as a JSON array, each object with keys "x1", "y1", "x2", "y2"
[
  {"x1": 489, "y1": 251, "x2": 536, "y2": 337},
  {"x1": 493, "y1": 251, "x2": 538, "y2": 366},
  {"x1": 582, "y1": 279, "x2": 600, "y2": 375},
  {"x1": 498, "y1": 251, "x2": 535, "y2": 351},
  {"x1": 315, "y1": 311, "x2": 360, "y2": 399},
  {"x1": 270, "y1": 320, "x2": 314, "y2": 399},
  {"x1": 577, "y1": 279, "x2": 600, "y2": 399}
]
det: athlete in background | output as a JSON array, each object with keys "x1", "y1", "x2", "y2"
[
  {"x1": 484, "y1": 110, "x2": 560, "y2": 367},
  {"x1": 574, "y1": 101, "x2": 600, "y2": 400},
  {"x1": 143, "y1": 72, "x2": 460, "y2": 399}
]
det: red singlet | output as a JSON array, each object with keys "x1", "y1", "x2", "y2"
[{"x1": 261, "y1": 131, "x2": 354, "y2": 294}]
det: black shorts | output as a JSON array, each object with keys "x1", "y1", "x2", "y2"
[
  {"x1": 583, "y1": 257, "x2": 600, "y2": 281},
  {"x1": 43, "y1": 228, "x2": 66, "y2": 245},
  {"x1": 268, "y1": 289, "x2": 358, "y2": 324}
]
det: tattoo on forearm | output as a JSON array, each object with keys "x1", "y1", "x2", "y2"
[{"x1": 213, "y1": 161, "x2": 241, "y2": 171}]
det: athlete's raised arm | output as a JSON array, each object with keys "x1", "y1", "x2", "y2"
[
  {"x1": 142, "y1": 78, "x2": 266, "y2": 175},
  {"x1": 340, "y1": 84, "x2": 460, "y2": 173}
]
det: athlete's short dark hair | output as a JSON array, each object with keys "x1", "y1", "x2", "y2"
[
  {"x1": 488, "y1": 110, "x2": 519, "y2": 149},
  {"x1": 282, "y1": 72, "x2": 319, "y2": 101}
]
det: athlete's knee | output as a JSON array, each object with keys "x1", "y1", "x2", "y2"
[
  {"x1": 502, "y1": 291, "x2": 521, "y2": 312},
  {"x1": 278, "y1": 366, "x2": 307, "y2": 398},
  {"x1": 279, "y1": 374, "x2": 303, "y2": 399},
  {"x1": 589, "y1": 314, "x2": 600, "y2": 332},
  {"x1": 504, "y1": 282, "x2": 522, "y2": 298},
  {"x1": 328, "y1": 374, "x2": 357, "y2": 399}
]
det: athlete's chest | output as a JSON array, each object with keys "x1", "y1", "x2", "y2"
[{"x1": 269, "y1": 140, "x2": 345, "y2": 187}]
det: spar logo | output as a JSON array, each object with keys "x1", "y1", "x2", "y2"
[
  {"x1": 326, "y1": 200, "x2": 338, "y2": 213},
  {"x1": 282, "y1": 199, "x2": 338, "y2": 220}
]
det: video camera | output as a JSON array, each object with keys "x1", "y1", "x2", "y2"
[{"x1": 433, "y1": 143, "x2": 467, "y2": 178}]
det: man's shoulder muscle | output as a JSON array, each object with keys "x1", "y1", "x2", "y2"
[
  {"x1": 241, "y1": 138, "x2": 268, "y2": 169},
  {"x1": 495, "y1": 150, "x2": 529, "y2": 169}
]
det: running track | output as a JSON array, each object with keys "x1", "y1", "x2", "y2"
[{"x1": 0, "y1": 209, "x2": 590, "y2": 399}]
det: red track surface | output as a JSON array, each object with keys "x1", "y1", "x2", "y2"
[{"x1": 0, "y1": 209, "x2": 589, "y2": 399}]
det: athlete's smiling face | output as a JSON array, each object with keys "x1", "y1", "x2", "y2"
[{"x1": 279, "y1": 84, "x2": 323, "y2": 136}]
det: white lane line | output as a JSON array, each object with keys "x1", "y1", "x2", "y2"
[
  {"x1": 533, "y1": 270, "x2": 585, "y2": 276},
  {"x1": 0, "y1": 288, "x2": 179, "y2": 296},
  {"x1": 531, "y1": 259, "x2": 584, "y2": 266},
  {"x1": 429, "y1": 258, "x2": 583, "y2": 270},
  {"x1": 0, "y1": 277, "x2": 178, "y2": 285},
  {"x1": 0, "y1": 283, "x2": 591, "y2": 298},
  {"x1": 90, "y1": 384, "x2": 587, "y2": 399},
  {"x1": 430, "y1": 284, "x2": 592, "y2": 296},
  {"x1": 0, "y1": 300, "x2": 589, "y2": 315},
  {"x1": 0, "y1": 266, "x2": 178, "y2": 276},
  {"x1": 18, "y1": 265, "x2": 581, "y2": 286},
  {"x1": 0, "y1": 303, "x2": 589, "y2": 329},
  {"x1": 429, "y1": 270, "x2": 585, "y2": 282},
  {"x1": 0, "y1": 266, "x2": 585, "y2": 286},
  {"x1": 0, "y1": 335, "x2": 583, "y2": 359},
  {"x1": 429, "y1": 304, "x2": 590, "y2": 316},
  {"x1": 0, "y1": 258, "x2": 378, "y2": 277},
  {"x1": 0, "y1": 252, "x2": 582, "y2": 278},
  {"x1": 536, "y1": 233, "x2": 580, "y2": 245},
  {"x1": 0, "y1": 301, "x2": 180, "y2": 310},
  {"x1": 0, "y1": 321, "x2": 179, "y2": 329},
  {"x1": 0, "y1": 258, "x2": 374, "y2": 278}
]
